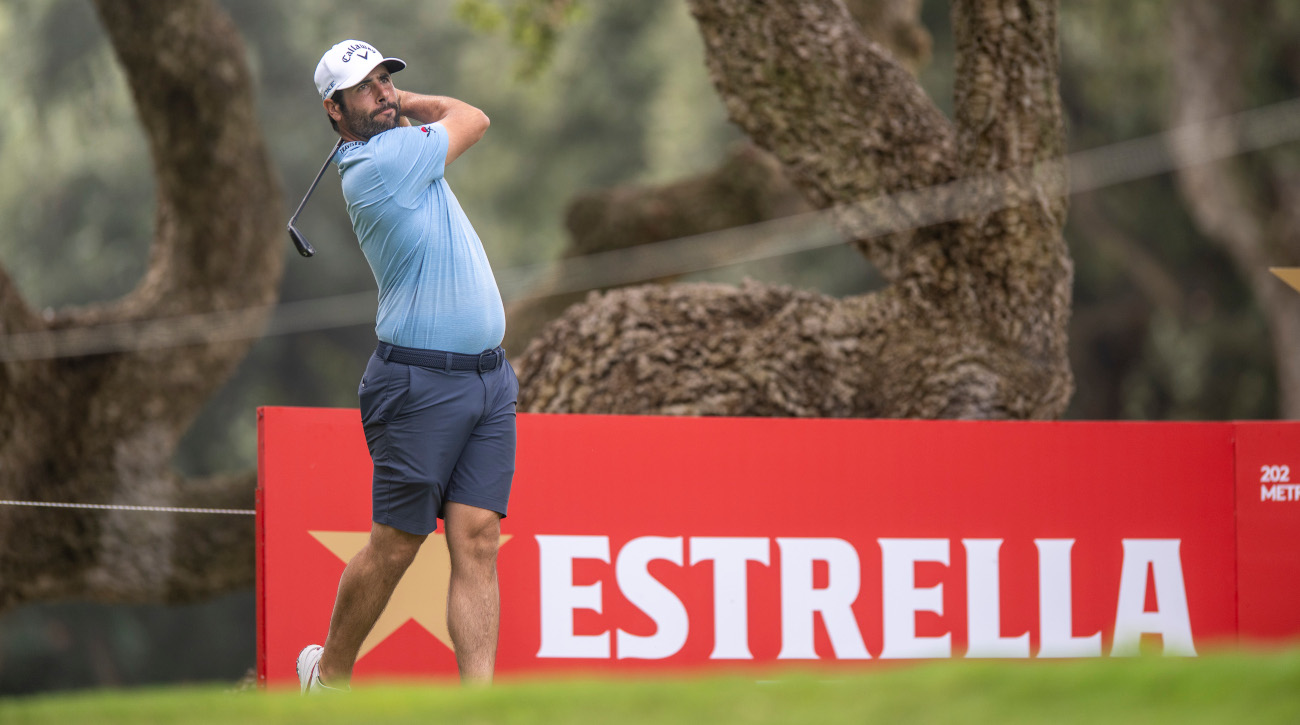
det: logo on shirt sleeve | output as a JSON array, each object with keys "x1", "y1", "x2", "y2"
[{"x1": 420, "y1": 125, "x2": 432, "y2": 137}]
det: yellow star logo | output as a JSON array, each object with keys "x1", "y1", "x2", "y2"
[
  {"x1": 1272, "y1": 268, "x2": 1300, "y2": 294},
  {"x1": 309, "y1": 530, "x2": 512, "y2": 659}
]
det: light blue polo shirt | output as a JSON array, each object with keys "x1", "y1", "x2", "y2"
[{"x1": 336, "y1": 123, "x2": 506, "y2": 354}]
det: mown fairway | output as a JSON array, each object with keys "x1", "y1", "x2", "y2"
[{"x1": 3, "y1": 649, "x2": 1298, "y2": 725}]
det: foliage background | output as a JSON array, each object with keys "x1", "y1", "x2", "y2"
[{"x1": 0, "y1": 0, "x2": 1289, "y2": 692}]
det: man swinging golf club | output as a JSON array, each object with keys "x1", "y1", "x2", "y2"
[{"x1": 295, "y1": 39, "x2": 517, "y2": 691}]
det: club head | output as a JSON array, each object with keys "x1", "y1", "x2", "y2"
[{"x1": 288, "y1": 225, "x2": 316, "y2": 258}]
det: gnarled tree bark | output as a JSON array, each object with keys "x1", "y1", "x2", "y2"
[
  {"x1": 518, "y1": 0, "x2": 1072, "y2": 419},
  {"x1": 0, "y1": 0, "x2": 280, "y2": 610}
]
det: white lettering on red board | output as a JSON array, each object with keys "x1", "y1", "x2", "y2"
[
  {"x1": 1261, "y1": 484, "x2": 1300, "y2": 501},
  {"x1": 535, "y1": 536, "x2": 1197, "y2": 660},
  {"x1": 1260, "y1": 464, "x2": 1298, "y2": 501}
]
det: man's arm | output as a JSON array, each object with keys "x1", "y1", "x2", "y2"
[{"x1": 397, "y1": 91, "x2": 490, "y2": 166}]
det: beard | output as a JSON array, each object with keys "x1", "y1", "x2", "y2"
[{"x1": 343, "y1": 100, "x2": 401, "y2": 140}]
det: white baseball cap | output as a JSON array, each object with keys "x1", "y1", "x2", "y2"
[{"x1": 314, "y1": 40, "x2": 406, "y2": 100}]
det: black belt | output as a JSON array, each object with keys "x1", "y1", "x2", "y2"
[{"x1": 376, "y1": 342, "x2": 504, "y2": 373}]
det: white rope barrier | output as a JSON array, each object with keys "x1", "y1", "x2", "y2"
[
  {"x1": 2, "y1": 98, "x2": 1298, "y2": 362},
  {"x1": 0, "y1": 500, "x2": 255, "y2": 515}
]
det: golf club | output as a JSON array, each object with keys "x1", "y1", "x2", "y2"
[{"x1": 286, "y1": 139, "x2": 343, "y2": 258}]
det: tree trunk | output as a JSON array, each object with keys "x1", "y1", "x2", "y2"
[
  {"x1": 1170, "y1": 0, "x2": 1300, "y2": 418},
  {"x1": 518, "y1": 0, "x2": 1072, "y2": 419},
  {"x1": 0, "y1": 0, "x2": 280, "y2": 610}
]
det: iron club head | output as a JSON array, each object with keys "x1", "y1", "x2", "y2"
[{"x1": 288, "y1": 224, "x2": 316, "y2": 257}]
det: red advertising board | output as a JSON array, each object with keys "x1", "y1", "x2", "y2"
[
  {"x1": 257, "y1": 409, "x2": 1300, "y2": 686},
  {"x1": 1235, "y1": 421, "x2": 1300, "y2": 640}
]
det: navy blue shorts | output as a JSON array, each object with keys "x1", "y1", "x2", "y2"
[{"x1": 358, "y1": 344, "x2": 518, "y2": 535}]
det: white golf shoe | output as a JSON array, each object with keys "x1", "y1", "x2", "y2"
[{"x1": 295, "y1": 644, "x2": 348, "y2": 694}]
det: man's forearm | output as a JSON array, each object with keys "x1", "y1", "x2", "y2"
[
  {"x1": 397, "y1": 90, "x2": 490, "y2": 164},
  {"x1": 399, "y1": 92, "x2": 474, "y2": 125}
]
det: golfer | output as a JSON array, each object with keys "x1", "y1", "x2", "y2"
[{"x1": 296, "y1": 39, "x2": 517, "y2": 691}]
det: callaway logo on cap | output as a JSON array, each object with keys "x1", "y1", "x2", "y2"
[{"x1": 314, "y1": 40, "x2": 406, "y2": 100}]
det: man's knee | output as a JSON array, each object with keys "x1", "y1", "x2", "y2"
[
  {"x1": 457, "y1": 528, "x2": 500, "y2": 566},
  {"x1": 445, "y1": 503, "x2": 501, "y2": 566},
  {"x1": 367, "y1": 522, "x2": 426, "y2": 571}
]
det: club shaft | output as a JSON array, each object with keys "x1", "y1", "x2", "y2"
[{"x1": 288, "y1": 139, "x2": 343, "y2": 227}]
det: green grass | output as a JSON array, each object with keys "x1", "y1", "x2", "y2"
[{"x1": 4, "y1": 649, "x2": 1299, "y2": 725}]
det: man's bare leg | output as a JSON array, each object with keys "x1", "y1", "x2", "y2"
[
  {"x1": 443, "y1": 501, "x2": 502, "y2": 684},
  {"x1": 317, "y1": 522, "x2": 426, "y2": 687}
]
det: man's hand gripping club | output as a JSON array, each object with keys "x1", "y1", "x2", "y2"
[{"x1": 397, "y1": 90, "x2": 490, "y2": 166}]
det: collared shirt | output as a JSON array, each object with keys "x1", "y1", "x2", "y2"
[{"x1": 336, "y1": 122, "x2": 505, "y2": 354}]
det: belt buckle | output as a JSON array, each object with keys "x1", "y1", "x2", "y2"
[{"x1": 478, "y1": 349, "x2": 497, "y2": 373}]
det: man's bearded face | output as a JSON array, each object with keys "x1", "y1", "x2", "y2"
[{"x1": 341, "y1": 97, "x2": 400, "y2": 140}]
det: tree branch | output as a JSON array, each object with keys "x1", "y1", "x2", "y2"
[
  {"x1": 944, "y1": 0, "x2": 1069, "y2": 278},
  {"x1": 1169, "y1": 0, "x2": 1265, "y2": 271},
  {"x1": 685, "y1": 0, "x2": 957, "y2": 280},
  {"x1": 687, "y1": 0, "x2": 955, "y2": 196},
  {"x1": 63, "y1": 0, "x2": 284, "y2": 438},
  {"x1": 90, "y1": 0, "x2": 283, "y2": 323},
  {"x1": 895, "y1": 0, "x2": 1070, "y2": 365},
  {"x1": 843, "y1": 0, "x2": 932, "y2": 74},
  {"x1": 564, "y1": 144, "x2": 811, "y2": 258},
  {"x1": 952, "y1": 0, "x2": 1065, "y2": 175}
]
